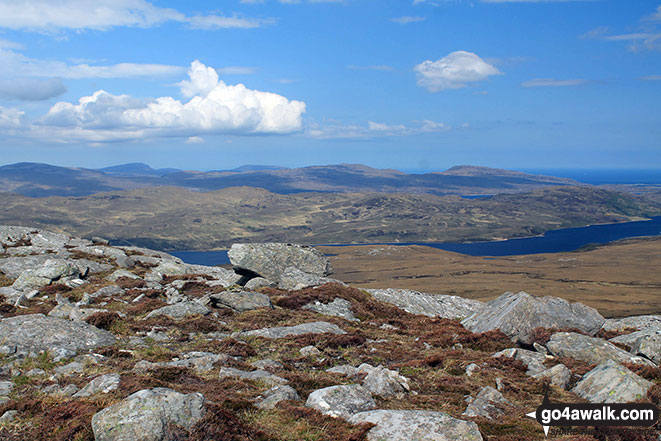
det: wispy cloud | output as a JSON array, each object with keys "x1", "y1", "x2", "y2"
[
  {"x1": 414, "y1": 51, "x2": 501, "y2": 92},
  {"x1": 0, "y1": 0, "x2": 272, "y2": 32},
  {"x1": 390, "y1": 16, "x2": 426, "y2": 24},
  {"x1": 639, "y1": 75, "x2": 661, "y2": 81},
  {"x1": 216, "y1": 66, "x2": 257, "y2": 75},
  {"x1": 308, "y1": 119, "x2": 450, "y2": 139},
  {"x1": 0, "y1": 78, "x2": 66, "y2": 101},
  {"x1": 582, "y1": 6, "x2": 661, "y2": 52},
  {"x1": 521, "y1": 78, "x2": 588, "y2": 87}
]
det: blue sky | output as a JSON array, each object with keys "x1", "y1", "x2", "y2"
[{"x1": 0, "y1": 0, "x2": 659, "y2": 172}]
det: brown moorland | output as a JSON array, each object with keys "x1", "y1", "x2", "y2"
[{"x1": 319, "y1": 236, "x2": 661, "y2": 318}]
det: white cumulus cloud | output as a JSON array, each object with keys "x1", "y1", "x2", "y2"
[
  {"x1": 414, "y1": 51, "x2": 501, "y2": 92},
  {"x1": 37, "y1": 60, "x2": 306, "y2": 141}
]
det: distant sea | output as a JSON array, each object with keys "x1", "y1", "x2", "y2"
[
  {"x1": 519, "y1": 169, "x2": 661, "y2": 185},
  {"x1": 171, "y1": 216, "x2": 661, "y2": 265}
]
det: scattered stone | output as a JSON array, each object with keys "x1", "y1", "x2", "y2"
[
  {"x1": 533, "y1": 342, "x2": 548, "y2": 355},
  {"x1": 209, "y1": 290, "x2": 273, "y2": 312},
  {"x1": 0, "y1": 410, "x2": 17, "y2": 422},
  {"x1": 12, "y1": 259, "x2": 81, "y2": 291},
  {"x1": 228, "y1": 243, "x2": 332, "y2": 282},
  {"x1": 463, "y1": 386, "x2": 512, "y2": 419},
  {"x1": 244, "y1": 277, "x2": 277, "y2": 290},
  {"x1": 465, "y1": 363, "x2": 480, "y2": 377},
  {"x1": 54, "y1": 361, "x2": 85, "y2": 376},
  {"x1": 168, "y1": 352, "x2": 228, "y2": 373},
  {"x1": 255, "y1": 385, "x2": 301, "y2": 410},
  {"x1": 144, "y1": 301, "x2": 211, "y2": 320},
  {"x1": 348, "y1": 410, "x2": 484, "y2": 441},
  {"x1": 492, "y1": 348, "x2": 547, "y2": 375},
  {"x1": 531, "y1": 364, "x2": 572, "y2": 389},
  {"x1": 0, "y1": 314, "x2": 115, "y2": 358},
  {"x1": 326, "y1": 365, "x2": 359, "y2": 377},
  {"x1": 218, "y1": 367, "x2": 287, "y2": 386},
  {"x1": 91, "y1": 387, "x2": 206, "y2": 441},
  {"x1": 367, "y1": 288, "x2": 484, "y2": 319},
  {"x1": 0, "y1": 381, "x2": 13, "y2": 396},
  {"x1": 300, "y1": 345, "x2": 321, "y2": 357},
  {"x1": 303, "y1": 298, "x2": 358, "y2": 321},
  {"x1": 572, "y1": 360, "x2": 653, "y2": 403},
  {"x1": 601, "y1": 315, "x2": 661, "y2": 332},
  {"x1": 251, "y1": 359, "x2": 284, "y2": 371},
  {"x1": 278, "y1": 267, "x2": 342, "y2": 291},
  {"x1": 106, "y1": 269, "x2": 141, "y2": 282},
  {"x1": 462, "y1": 292, "x2": 604, "y2": 345},
  {"x1": 546, "y1": 332, "x2": 655, "y2": 366},
  {"x1": 305, "y1": 384, "x2": 376, "y2": 420},
  {"x1": 362, "y1": 366, "x2": 410, "y2": 398},
  {"x1": 240, "y1": 321, "x2": 346, "y2": 339},
  {"x1": 629, "y1": 332, "x2": 661, "y2": 365},
  {"x1": 73, "y1": 373, "x2": 121, "y2": 397},
  {"x1": 91, "y1": 285, "x2": 125, "y2": 298}
]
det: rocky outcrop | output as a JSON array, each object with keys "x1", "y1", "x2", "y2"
[
  {"x1": 209, "y1": 290, "x2": 273, "y2": 312},
  {"x1": 546, "y1": 332, "x2": 656, "y2": 366},
  {"x1": 305, "y1": 384, "x2": 376, "y2": 419},
  {"x1": 367, "y1": 288, "x2": 484, "y2": 319},
  {"x1": 601, "y1": 315, "x2": 661, "y2": 332},
  {"x1": 218, "y1": 367, "x2": 287, "y2": 386},
  {"x1": 463, "y1": 386, "x2": 512, "y2": 419},
  {"x1": 348, "y1": 410, "x2": 483, "y2": 441},
  {"x1": 144, "y1": 301, "x2": 211, "y2": 320},
  {"x1": 629, "y1": 332, "x2": 661, "y2": 365},
  {"x1": 278, "y1": 266, "x2": 342, "y2": 290},
  {"x1": 228, "y1": 243, "x2": 332, "y2": 282},
  {"x1": 240, "y1": 321, "x2": 346, "y2": 339},
  {"x1": 461, "y1": 291, "x2": 604, "y2": 344},
  {"x1": 531, "y1": 364, "x2": 572, "y2": 389},
  {"x1": 73, "y1": 373, "x2": 120, "y2": 398},
  {"x1": 255, "y1": 385, "x2": 301, "y2": 410},
  {"x1": 0, "y1": 314, "x2": 115, "y2": 359},
  {"x1": 571, "y1": 360, "x2": 653, "y2": 403},
  {"x1": 303, "y1": 298, "x2": 358, "y2": 322},
  {"x1": 492, "y1": 348, "x2": 547, "y2": 375},
  {"x1": 91, "y1": 388, "x2": 206, "y2": 441}
]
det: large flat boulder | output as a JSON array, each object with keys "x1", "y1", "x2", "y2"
[
  {"x1": 228, "y1": 243, "x2": 332, "y2": 282},
  {"x1": 630, "y1": 332, "x2": 661, "y2": 365},
  {"x1": 305, "y1": 384, "x2": 375, "y2": 419},
  {"x1": 0, "y1": 314, "x2": 115, "y2": 358},
  {"x1": 278, "y1": 266, "x2": 341, "y2": 290},
  {"x1": 463, "y1": 386, "x2": 513, "y2": 420},
  {"x1": 601, "y1": 315, "x2": 661, "y2": 332},
  {"x1": 91, "y1": 387, "x2": 205, "y2": 441},
  {"x1": 348, "y1": 410, "x2": 483, "y2": 441},
  {"x1": 546, "y1": 332, "x2": 655, "y2": 366},
  {"x1": 240, "y1": 321, "x2": 346, "y2": 339},
  {"x1": 461, "y1": 291, "x2": 604, "y2": 345},
  {"x1": 210, "y1": 290, "x2": 273, "y2": 312},
  {"x1": 367, "y1": 288, "x2": 484, "y2": 319},
  {"x1": 572, "y1": 360, "x2": 653, "y2": 403}
]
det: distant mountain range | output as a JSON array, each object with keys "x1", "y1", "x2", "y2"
[{"x1": 0, "y1": 162, "x2": 579, "y2": 198}]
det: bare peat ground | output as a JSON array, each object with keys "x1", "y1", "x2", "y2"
[{"x1": 319, "y1": 236, "x2": 661, "y2": 318}]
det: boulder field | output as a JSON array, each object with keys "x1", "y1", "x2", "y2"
[{"x1": 0, "y1": 225, "x2": 659, "y2": 440}]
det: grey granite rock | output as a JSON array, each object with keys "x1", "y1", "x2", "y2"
[
  {"x1": 629, "y1": 331, "x2": 661, "y2": 365},
  {"x1": 229, "y1": 243, "x2": 332, "y2": 282},
  {"x1": 305, "y1": 384, "x2": 375, "y2": 419},
  {"x1": 463, "y1": 386, "x2": 512, "y2": 419},
  {"x1": 73, "y1": 373, "x2": 121, "y2": 397},
  {"x1": 572, "y1": 360, "x2": 653, "y2": 403},
  {"x1": 218, "y1": 367, "x2": 288, "y2": 386},
  {"x1": 244, "y1": 277, "x2": 277, "y2": 290},
  {"x1": 278, "y1": 267, "x2": 342, "y2": 291},
  {"x1": 461, "y1": 291, "x2": 604, "y2": 344},
  {"x1": 546, "y1": 332, "x2": 655, "y2": 366},
  {"x1": 531, "y1": 364, "x2": 572, "y2": 389},
  {"x1": 145, "y1": 301, "x2": 211, "y2": 320},
  {"x1": 303, "y1": 298, "x2": 358, "y2": 321},
  {"x1": 91, "y1": 387, "x2": 206, "y2": 441},
  {"x1": 348, "y1": 410, "x2": 484, "y2": 441},
  {"x1": 255, "y1": 385, "x2": 301, "y2": 410},
  {"x1": 492, "y1": 348, "x2": 547, "y2": 375},
  {"x1": 0, "y1": 314, "x2": 115, "y2": 358},
  {"x1": 367, "y1": 288, "x2": 484, "y2": 319},
  {"x1": 601, "y1": 315, "x2": 661, "y2": 332},
  {"x1": 362, "y1": 366, "x2": 410, "y2": 398},
  {"x1": 240, "y1": 321, "x2": 346, "y2": 339},
  {"x1": 210, "y1": 290, "x2": 273, "y2": 312}
]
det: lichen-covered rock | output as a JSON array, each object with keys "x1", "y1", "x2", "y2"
[
  {"x1": 303, "y1": 298, "x2": 358, "y2": 321},
  {"x1": 531, "y1": 364, "x2": 572, "y2": 389},
  {"x1": 629, "y1": 332, "x2": 661, "y2": 365},
  {"x1": 546, "y1": 332, "x2": 655, "y2": 366},
  {"x1": 244, "y1": 277, "x2": 277, "y2": 290},
  {"x1": 228, "y1": 243, "x2": 332, "y2": 282},
  {"x1": 144, "y1": 301, "x2": 211, "y2": 320},
  {"x1": 0, "y1": 314, "x2": 115, "y2": 358},
  {"x1": 73, "y1": 373, "x2": 120, "y2": 397},
  {"x1": 255, "y1": 385, "x2": 301, "y2": 410},
  {"x1": 362, "y1": 366, "x2": 410, "y2": 398},
  {"x1": 91, "y1": 387, "x2": 206, "y2": 441},
  {"x1": 210, "y1": 290, "x2": 273, "y2": 312},
  {"x1": 601, "y1": 315, "x2": 661, "y2": 332},
  {"x1": 572, "y1": 360, "x2": 653, "y2": 403},
  {"x1": 463, "y1": 386, "x2": 513, "y2": 419},
  {"x1": 146, "y1": 261, "x2": 240, "y2": 287},
  {"x1": 367, "y1": 288, "x2": 484, "y2": 319},
  {"x1": 348, "y1": 410, "x2": 484, "y2": 441},
  {"x1": 305, "y1": 384, "x2": 375, "y2": 419},
  {"x1": 106, "y1": 269, "x2": 141, "y2": 282},
  {"x1": 461, "y1": 291, "x2": 604, "y2": 344},
  {"x1": 240, "y1": 321, "x2": 345, "y2": 339},
  {"x1": 12, "y1": 259, "x2": 81, "y2": 291}
]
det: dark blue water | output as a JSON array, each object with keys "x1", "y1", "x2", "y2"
[
  {"x1": 520, "y1": 169, "x2": 661, "y2": 185},
  {"x1": 171, "y1": 216, "x2": 661, "y2": 264}
]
